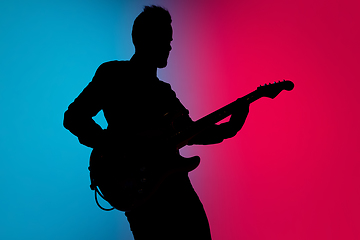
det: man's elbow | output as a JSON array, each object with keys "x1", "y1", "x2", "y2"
[{"x1": 63, "y1": 109, "x2": 75, "y2": 131}]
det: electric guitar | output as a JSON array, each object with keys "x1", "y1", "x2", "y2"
[{"x1": 89, "y1": 80, "x2": 294, "y2": 212}]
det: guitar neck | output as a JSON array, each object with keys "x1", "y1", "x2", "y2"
[
  {"x1": 173, "y1": 90, "x2": 262, "y2": 149},
  {"x1": 195, "y1": 90, "x2": 261, "y2": 127}
]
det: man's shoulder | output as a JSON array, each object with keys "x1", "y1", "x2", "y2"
[
  {"x1": 93, "y1": 60, "x2": 132, "y2": 82},
  {"x1": 97, "y1": 60, "x2": 130, "y2": 72}
]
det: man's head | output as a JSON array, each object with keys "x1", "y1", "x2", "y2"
[{"x1": 132, "y1": 5, "x2": 173, "y2": 68}]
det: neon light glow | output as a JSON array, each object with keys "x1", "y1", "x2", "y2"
[{"x1": 0, "y1": 0, "x2": 359, "y2": 239}]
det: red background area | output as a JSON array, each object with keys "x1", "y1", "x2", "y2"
[{"x1": 163, "y1": 0, "x2": 360, "y2": 239}]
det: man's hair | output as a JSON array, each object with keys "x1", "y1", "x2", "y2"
[{"x1": 132, "y1": 5, "x2": 172, "y2": 50}]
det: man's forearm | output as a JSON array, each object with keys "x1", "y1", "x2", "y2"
[{"x1": 63, "y1": 108, "x2": 105, "y2": 149}]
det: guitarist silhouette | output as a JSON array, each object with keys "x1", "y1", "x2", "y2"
[{"x1": 64, "y1": 5, "x2": 250, "y2": 240}]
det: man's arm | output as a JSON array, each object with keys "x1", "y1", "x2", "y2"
[
  {"x1": 63, "y1": 63, "x2": 109, "y2": 149},
  {"x1": 187, "y1": 104, "x2": 249, "y2": 145}
]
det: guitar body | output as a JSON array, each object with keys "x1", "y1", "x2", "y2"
[{"x1": 89, "y1": 146, "x2": 200, "y2": 212}]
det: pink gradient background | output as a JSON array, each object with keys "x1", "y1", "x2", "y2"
[{"x1": 160, "y1": 0, "x2": 360, "y2": 239}]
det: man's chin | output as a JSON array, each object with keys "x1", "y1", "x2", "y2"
[{"x1": 157, "y1": 61, "x2": 168, "y2": 68}]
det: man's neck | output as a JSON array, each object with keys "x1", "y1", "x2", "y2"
[{"x1": 130, "y1": 53, "x2": 157, "y2": 78}]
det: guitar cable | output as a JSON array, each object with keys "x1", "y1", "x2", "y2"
[
  {"x1": 94, "y1": 187, "x2": 114, "y2": 211},
  {"x1": 89, "y1": 166, "x2": 114, "y2": 211}
]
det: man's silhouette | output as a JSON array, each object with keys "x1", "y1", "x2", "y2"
[{"x1": 64, "y1": 5, "x2": 248, "y2": 240}]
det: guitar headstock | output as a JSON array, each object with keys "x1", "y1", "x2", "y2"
[{"x1": 257, "y1": 80, "x2": 294, "y2": 99}]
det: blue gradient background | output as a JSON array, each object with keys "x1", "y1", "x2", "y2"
[
  {"x1": 2, "y1": 0, "x2": 360, "y2": 240},
  {"x1": 0, "y1": 1, "x2": 153, "y2": 239}
]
